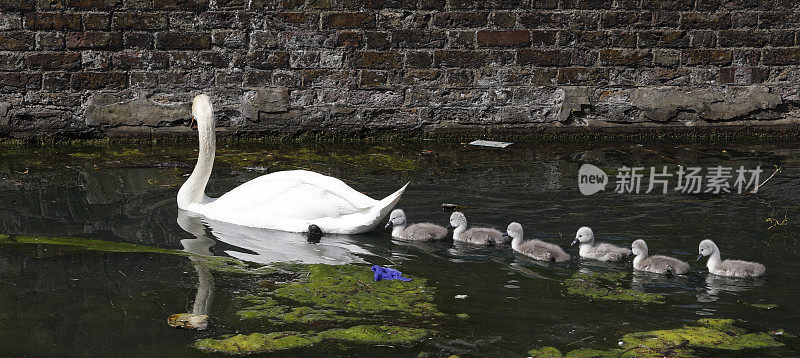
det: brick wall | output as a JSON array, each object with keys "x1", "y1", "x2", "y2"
[{"x1": 1, "y1": 0, "x2": 800, "y2": 138}]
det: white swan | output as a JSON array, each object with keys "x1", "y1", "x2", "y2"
[{"x1": 176, "y1": 94, "x2": 407, "y2": 234}]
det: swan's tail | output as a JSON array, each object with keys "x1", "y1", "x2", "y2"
[{"x1": 373, "y1": 182, "x2": 408, "y2": 217}]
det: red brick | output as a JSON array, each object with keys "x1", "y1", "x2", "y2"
[
  {"x1": 477, "y1": 30, "x2": 530, "y2": 47},
  {"x1": 244, "y1": 51, "x2": 290, "y2": 69},
  {"x1": 332, "y1": 31, "x2": 363, "y2": 48},
  {"x1": 24, "y1": 13, "x2": 81, "y2": 30},
  {"x1": 83, "y1": 13, "x2": 110, "y2": 30},
  {"x1": 681, "y1": 12, "x2": 731, "y2": 29},
  {"x1": 518, "y1": 49, "x2": 570, "y2": 66},
  {"x1": 432, "y1": 12, "x2": 489, "y2": 28},
  {"x1": 405, "y1": 51, "x2": 432, "y2": 68},
  {"x1": 321, "y1": 12, "x2": 376, "y2": 29},
  {"x1": 152, "y1": 0, "x2": 208, "y2": 9},
  {"x1": 63, "y1": 0, "x2": 120, "y2": 10},
  {"x1": 599, "y1": 49, "x2": 652, "y2": 66},
  {"x1": 0, "y1": 0, "x2": 35, "y2": 11},
  {"x1": 352, "y1": 51, "x2": 403, "y2": 69},
  {"x1": 557, "y1": 67, "x2": 607, "y2": 84},
  {"x1": 392, "y1": 30, "x2": 446, "y2": 48},
  {"x1": 434, "y1": 50, "x2": 488, "y2": 67},
  {"x1": 0, "y1": 32, "x2": 34, "y2": 50},
  {"x1": 26, "y1": 52, "x2": 82, "y2": 70},
  {"x1": 0, "y1": 53, "x2": 22, "y2": 71},
  {"x1": 112, "y1": 13, "x2": 169, "y2": 30},
  {"x1": 155, "y1": 32, "x2": 211, "y2": 50},
  {"x1": 682, "y1": 49, "x2": 732, "y2": 65},
  {"x1": 66, "y1": 32, "x2": 122, "y2": 49},
  {"x1": 0, "y1": 72, "x2": 40, "y2": 90},
  {"x1": 763, "y1": 48, "x2": 800, "y2": 65}
]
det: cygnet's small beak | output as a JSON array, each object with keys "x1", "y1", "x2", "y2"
[
  {"x1": 571, "y1": 238, "x2": 579, "y2": 246},
  {"x1": 384, "y1": 221, "x2": 393, "y2": 229},
  {"x1": 697, "y1": 253, "x2": 704, "y2": 261},
  {"x1": 502, "y1": 232, "x2": 510, "y2": 238},
  {"x1": 446, "y1": 224, "x2": 454, "y2": 230}
]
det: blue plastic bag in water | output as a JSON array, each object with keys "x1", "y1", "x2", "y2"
[{"x1": 371, "y1": 265, "x2": 412, "y2": 282}]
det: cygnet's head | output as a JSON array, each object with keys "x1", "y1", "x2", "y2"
[
  {"x1": 631, "y1": 239, "x2": 648, "y2": 257},
  {"x1": 192, "y1": 94, "x2": 215, "y2": 129},
  {"x1": 504, "y1": 222, "x2": 524, "y2": 240},
  {"x1": 385, "y1": 209, "x2": 407, "y2": 229},
  {"x1": 697, "y1": 239, "x2": 717, "y2": 261},
  {"x1": 572, "y1": 226, "x2": 594, "y2": 246},
  {"x1": 447, "y1": 211, "x2": 467, "y2": 230},
  {"x1": 307, "y1": 224, "x2": 323, "y2": 243}
]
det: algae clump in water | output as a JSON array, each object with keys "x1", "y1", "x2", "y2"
[
  {"x1": 317, "y1": 325, "x2": 430, "y2": 344},
  {"x1": 563, "y1": 271, "x2": 664, "y2": 303},
  {"x1": 270, "y1": 264, "x2": 440, "y2": 317},
  {"x1": 195, "y1": 332, "x2": 319, "y2": 354},
  {"x1": 194, "y1": 325, "x2": 430, "y2": 354},
  {"x1": 528, "y1": 318, "x2": 787, "y2": 358}
]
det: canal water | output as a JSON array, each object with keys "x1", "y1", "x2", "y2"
[{"x1": 0, "y1": 139, "x2": 798, "y2": 356}]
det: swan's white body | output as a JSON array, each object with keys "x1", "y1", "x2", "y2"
[{"x1": 177, "y1": 95, "x2": 407, "y2": 234}]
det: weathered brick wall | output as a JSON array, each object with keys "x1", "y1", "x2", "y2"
[{"x1": 1, "y1": 0, "x2": 800, "y2": 138}]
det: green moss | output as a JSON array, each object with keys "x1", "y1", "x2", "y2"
[
  {"x1": 530, "y1": 319, "x2": 786, "y2": 358},
  {"x1": 527, "y1": 346, "x2": 563, "y2": 358},
  {"x1": 456, "y1": 313, "x2": 469, "y2": 319},
  {"x1": 565, "y1": 348, "x2": 621, "y2": 357},
  {"x1": 618, "y1": 319, "x2": 784, "y2": 356},
  {"x1": 195, "y1": 325, "x2": 431, "y2": 354},
  {"x1": 194, "y1": 332, "x2": 318, "y2": 354},
  {"x1": 271, "y1": 264, "x2": 440, "y2": 317},
  {"x1": 563, "y1": 271, "x2": 664, "y2": 303},
  {"x1": 1, "y1": 235, "x2": 178, "y2": 255},
  {"x1": 317, "y1": 325, "x2": 430, "y2": 344},
  {"x1": 745, "y1": 302, "x2": 779, "y2": 310}
]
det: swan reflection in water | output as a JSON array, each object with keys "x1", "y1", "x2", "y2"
[
  {"x1": 696, "y1": 274, "x2": 765, "y2": 303},
  {"x1": 174, "y1": 210, "x2": 384, "y2": 327},
  {"x1": 177, "y1": 210, "x2": 376, "y2": 266}
]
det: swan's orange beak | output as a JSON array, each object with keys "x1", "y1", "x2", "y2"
[{"x1": 188, "y1": 117, "x2": 196, "y2": 129}]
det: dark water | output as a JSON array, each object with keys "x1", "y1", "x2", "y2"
[{"x1": 1, "y1": 140, "x2": 799, "y2": 357}]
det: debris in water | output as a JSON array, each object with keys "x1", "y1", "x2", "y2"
[
  {"x1": 441, "y1": 203, "x2": 458, "y2": 211},
  {"x1": 468, "y1": 140, "x2": 512, "y2": 148},
  {"x1": 454, "y1": 294, "x2": 468, "y2": 299},
  {"x1": 167, "y1": 313, "x2": 209, "y2": 330}
]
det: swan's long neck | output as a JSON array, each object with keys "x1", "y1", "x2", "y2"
[
  {"x1": 707, "y1": 246, "x2": 722, "y2": 271},
  {"x1": 453, "y1": 224, "x2": 466, "y2": 241},
  {"x1": 633, "y1": 254, "x2": 645, "y2": 268},
  {"x1": 511, "y1": 235, "x2": 523, "y2": 251},
  {"x1": 177, "y1": 115, "x2": 215, "y2": 209},
  {"x1": 577, "y1": 237, "x2": 592, "y2": 256}
]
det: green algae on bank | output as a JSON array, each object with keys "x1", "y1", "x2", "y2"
[
  {"x1": 527, "y1": 318, "x2": 787, "y2": 358},
  {"x1": 563, "y1": 271, "x2": 664, "y2": 303}
]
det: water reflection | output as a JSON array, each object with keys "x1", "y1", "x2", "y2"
[
  {"x1": 177, "y1": 210, "x2": 373, "y2": 265},
  {"x1": 176, "y1": 211, "x2": 215, "y2": 317},
  {"x1": 696, "y1": 274, "x2": 765, "y2": 303}
]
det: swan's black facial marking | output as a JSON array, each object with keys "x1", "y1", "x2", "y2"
[{"x1": 307, "y1": 224, "x2": 323, "y2": 244}]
